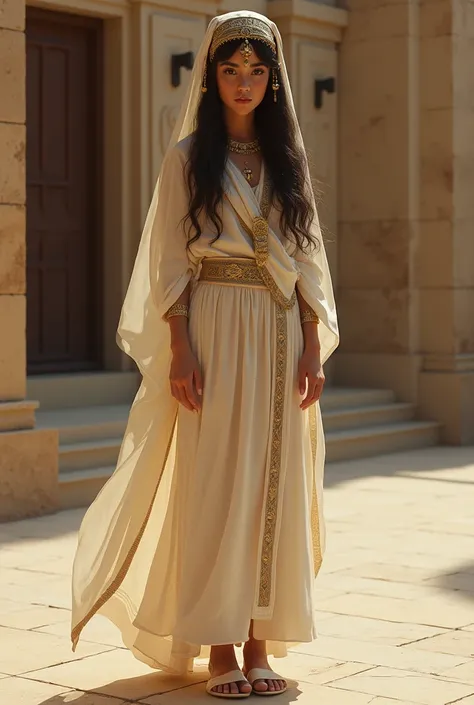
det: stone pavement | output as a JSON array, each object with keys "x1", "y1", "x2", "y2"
[{"x1": 1, "y1": 446, "x2": 474, "y2": 705}]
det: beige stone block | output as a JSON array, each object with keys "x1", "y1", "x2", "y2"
[
  {"x1": 454, "y1": 288, "x2": 474, "y2": 354},
  {"x1": 0, "y1": 123, "x2": 25, "y2": 204},
  {"x1": 0, "y1": 604, "x2": 70, "y2": 630},
  {"x1": 454, "y1": 0, "x2": 474, "y2": 38},
  {"x1": 306, "y1": 661, "x2": 376, "y2": 686},
  {"x1": 0, "y1": 29, "x2": 25, "y2": 123},
  {"x1": 343, "y1": 4, "x2": 409, "y2": 43},
  {"x1": 454, "y1": 38, "x2": 474, "y2": 110},
  {"x1": 0, "y1": 678, "x2": 67, "y2": 705},
  {"x1": 419, "y1": 368, "x2": 474, "y2": 443},
  {"x1": 338, "y1": 289, "x2": 410, "y2": 354},
  {"x1": 454, "y1": 117, "x2": 474, "y2": 221},
  {"x1": 334, "y1": 352, "x2": 422, "y2": 402},
  {"x1": 0, "y1": 205, "x2": 25, "y2": 293},
  {"x1": 416, "y1": 220, "x2": 453, "y2": 288},
  {"x1": 0, "y1": 427, "x2": 58, "y2": 521},
  {"x1": 0, "y1": 0, "x2": 24, "y2": 31},
  {"x1": 0, "y1": 295, "x2": 25, "y2": 399},
  {"x1": 420, "y1": 36, "x2": 453, "y2": 110},
  {"x1": 412, "y1": 630, "x2": 474, "y2": 658},
  {"x1": 318, "y1": 613, "x2": 446, "y2": 647},
  {"x1": 339, "y1": 38, "x2": 410, "y2": 221},
  {"x1": 291, "y1": 634, "x2": 467, "y2": 674},
  {"x1": 25, "y1": 648, "x2": 208, "y2": 701},
  {"x1": 0, "y1": 678, "x2": 127, "y2": 705},
  {"x1": 420, "y1": 108, "x2": 454, "y2": 221},
  {"x1": 454, "y1": 219, "x2": 474, "y2": 287},
  {"x1": 0, "y1": 401, "x2": 37, "y2": 432},
  {"x1": 419, "y1": 288, "x2": 454, "y2": 354},
  {"x1": 0, "y1": 626, "x2": 115, "y2": 675},
  {"x1": 420, "y1": 0, "x2": 453, "y2": 38},
  {"x1": 317, "y1": 591, "x2": 474, "y2": 630},
  {"x1": 344, "y1": 0, "x2": 407, "y2": 10},
  {"x1": 330, "y1": 666, "x2": 474, "y2": 705},
  {"x1": 339, "y1": 221, "x2": 410, "y2": 289}
]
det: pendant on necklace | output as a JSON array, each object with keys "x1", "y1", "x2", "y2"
[{"x1": 243, "y1": 161, "x2": 253, "y2": 182}]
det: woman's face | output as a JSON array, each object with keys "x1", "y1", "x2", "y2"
[{"x1": 216, "y1": 45, "x2": 270, "y2": 117}]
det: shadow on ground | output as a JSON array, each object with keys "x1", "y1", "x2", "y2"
[{"x1": 34, "y1": 674, "x2": 305, "y2": 704}]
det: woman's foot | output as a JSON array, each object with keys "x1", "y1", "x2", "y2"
[
  {"x1": 243, "y1": 638, "x2": 287, "y2": 694},
  {"x1": 208, "y1": 645, "x2": 252, "y2": 696}
]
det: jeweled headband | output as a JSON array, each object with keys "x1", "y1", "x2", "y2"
[{"x1": 209, "y1": 16, "x2": 277, "y2": 62}]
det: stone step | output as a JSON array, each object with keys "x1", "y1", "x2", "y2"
[
  {"x1": 59, "y1": 438, "x2": 121, "y2": 473},
  {"x1": 59, "y1": 466, "x2": 115, "y2": 510},
  {"x1": 36, "y1": 404, "x2": 130, "y2": 444},
  {"x1": 323, "y1": 402, "x2": 415, "y2": 432},
  {"x1": 27, "y1": 371, "x2": 139, "y2": 411},
  {"x1": 320, "y1": 387, "x2": 395, "y2": 411},
  {"x1": 326, "y1": 421, "x2": 440, "y2": 463}
]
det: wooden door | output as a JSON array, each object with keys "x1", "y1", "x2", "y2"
[{"x1": 26, "y1": 8, "x2": 103, "y2": 374}]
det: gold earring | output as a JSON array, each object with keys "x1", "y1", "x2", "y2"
[
  {"x1": 202, "y1": 65, "x2": 208, "y2": 93},
  {"x1": 272, "y1": 67, "x2": 280, "y2": 103}
]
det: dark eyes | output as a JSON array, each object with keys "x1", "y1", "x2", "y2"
[{"x1": 223, "y1": 68, "x2": 266, "y2": 76}]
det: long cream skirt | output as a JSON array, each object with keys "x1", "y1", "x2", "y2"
[{"x1": 99, "y1": 276, "x2": 317, "y2": 673}]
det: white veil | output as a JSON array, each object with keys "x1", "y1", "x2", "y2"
[
  {"x1": 117, "y1": 9, "x2": 338, "y2": 376},
  {"x1": 72, "y1": 10, "x2": 338, "y2": 664}
]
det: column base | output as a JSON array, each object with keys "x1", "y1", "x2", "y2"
[
  {"x1": 0, "y1": 426, "x2": 58, "y2": 521},
  {"x1": 419, "y1": 355, "x2": 474, "y2": 444}
]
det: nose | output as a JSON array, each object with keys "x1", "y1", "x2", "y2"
[{"x1": 238, "y1": 80, "x2": 251, "y2": 93}]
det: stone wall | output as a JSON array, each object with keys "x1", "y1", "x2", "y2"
[
  {"x1": 0, "y1": 0, "x2": 58, "y2": 521},
  {"x1": 336, "y1": 0, "x2": 474, "y2": 443}
]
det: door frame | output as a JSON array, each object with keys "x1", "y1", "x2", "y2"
[{"x1": 26, "y1": 6, "x2": 104, "y2": 373}]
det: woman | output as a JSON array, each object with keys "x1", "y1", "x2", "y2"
[{"x1": 71, "y1": 10, "x2": 338, "y2": 700}]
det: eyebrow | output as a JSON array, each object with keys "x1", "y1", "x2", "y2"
[{"x1": 219, "y1": 61, "x2": 268, "y2": 68}]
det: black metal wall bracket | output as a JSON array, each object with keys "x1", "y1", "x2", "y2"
[
  {"x1": 171, "y1": 51, "x2": 194, "y2": 88},
  {"x1": 314, "y1": 77, "x2": 336, "y2": 109}
]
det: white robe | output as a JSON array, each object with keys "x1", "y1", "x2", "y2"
[{"x1": 71, "y1": 136, "x2": 339, "y2": 674}]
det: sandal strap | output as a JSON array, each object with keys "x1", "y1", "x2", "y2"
[
  {"x1": 207, "y1": 669, "x2": 248, "y2": 692},
  {"x1": 246, "y1": 668, "x2": 283, "y2": 685}
]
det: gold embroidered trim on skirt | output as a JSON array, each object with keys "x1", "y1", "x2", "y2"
[
  {"x1": 258, "y1": 301, "x2": 287, "y2": 607},
  {"x1": 199, "y1": 258, "x2": 266, "y2": 287},
  {"x1": 309, "y1": 404, "x2": 322, "y2": 575}
]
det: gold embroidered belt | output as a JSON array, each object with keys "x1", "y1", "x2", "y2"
[{"x1": 199, "y1": 258, "x2": 266, "y2": 288}]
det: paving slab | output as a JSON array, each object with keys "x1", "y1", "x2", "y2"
[
  {"x1": 0, "y1": 627, "x2": 115, "y2": 676},
  {"x1": 327, "y1": 666, "x2": 474, "y2": 704},
  {"x1": 1, "y1": 446, "x2": 474, "y2": 704},
  {"x1": 23, "y1": 649, "x2": 208, "y2": 701},
  {"x1": 0, "y1": 677, "x2": 128, "y2": 705}
]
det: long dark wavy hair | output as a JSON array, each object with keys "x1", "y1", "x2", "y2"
[{"x1": 185, "y1": 38, "x2": 318, "y2": 253}]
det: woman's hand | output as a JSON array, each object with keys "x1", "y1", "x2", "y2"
[
  {"x1": 298, "y1": 347, "x2": 325, "y2": 410},
  {"x1": 170, "y1": 342, "x2": 203, "y2": 412}
]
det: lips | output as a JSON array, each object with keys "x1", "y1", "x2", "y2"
[{"x1": 236, "y1": 97, "x2": 251, "y2": 103}]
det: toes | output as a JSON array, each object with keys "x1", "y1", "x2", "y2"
[
  {"x1": 230, "y1": 682, "x2": 239, "y2": 695},
  {"x1": 240, "y1": 681, "x2": 252, "y2": 694},
  {"x1": 254, "y1": 679, "x2": 269, "y2": 692}
]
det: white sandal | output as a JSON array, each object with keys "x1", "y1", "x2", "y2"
[
  {"x1": 246, "y1": 668, "x2": 288, "y2": 697},
  {"x1": 206, "y1": 669, "x2": 251, "y2": 699}
]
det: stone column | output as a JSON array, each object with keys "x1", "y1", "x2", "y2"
[
  {"x1": 417, "y1": 0, "x2": 474, "y2": 443},
  {"x1": 336, "y1": 0, "x2": 474, "y2": 443},
  {"x1": 0, "y1": 0, "x2": 58, "y2": 520}
]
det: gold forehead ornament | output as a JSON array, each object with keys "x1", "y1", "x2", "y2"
[{"x1": 209, "y1": 17, "x2": 277, "y2": 62}]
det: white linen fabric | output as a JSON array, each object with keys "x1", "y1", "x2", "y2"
[{"x1": 71, "y1": 10, "x2": 339, "y2": 674}]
